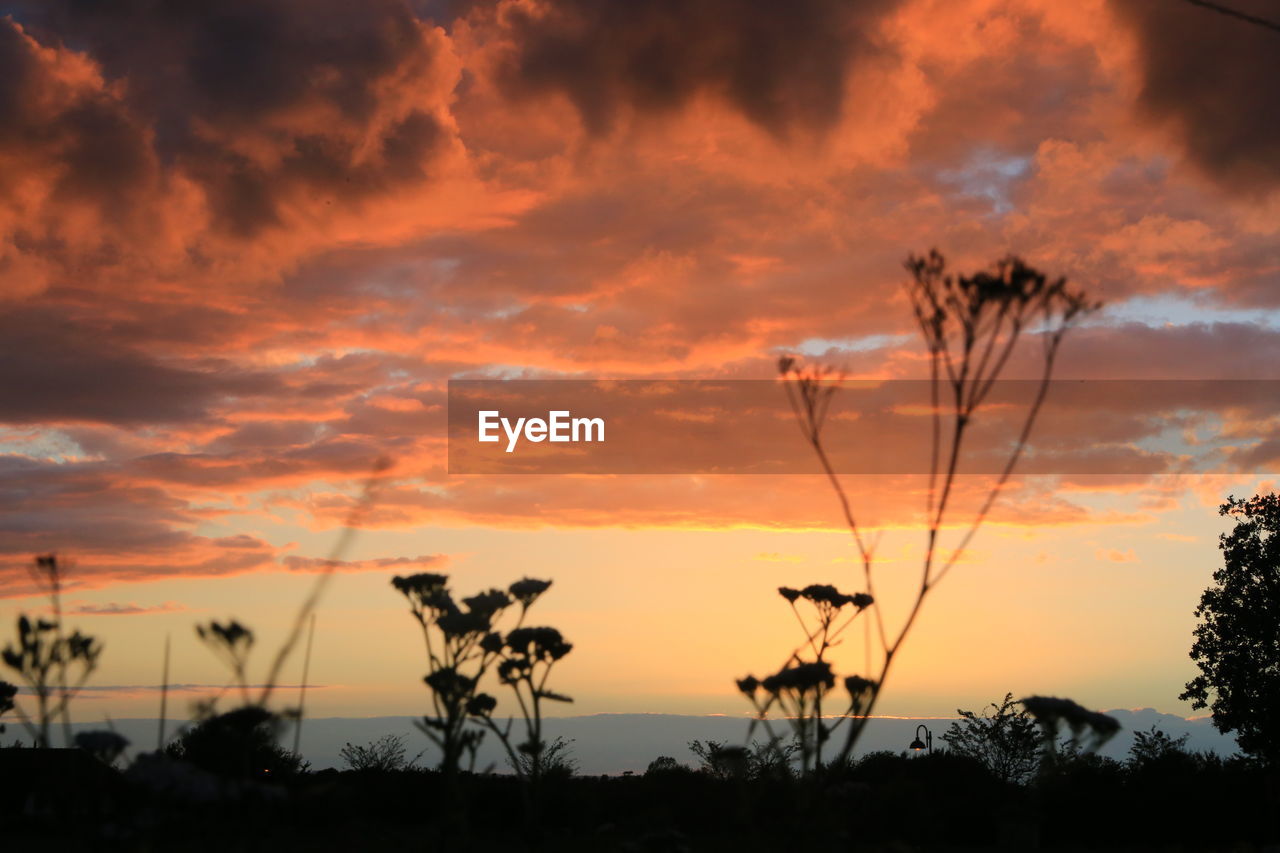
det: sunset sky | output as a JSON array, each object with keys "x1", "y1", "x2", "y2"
[{"x1": 2, "y1": 0, "x2": 1279, "y2": 728}]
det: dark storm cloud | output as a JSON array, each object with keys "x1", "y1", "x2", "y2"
[
  {"x1": 0, "y1": 310, "x2": 280, "y2": 425},
  {"x1": 1111, "y1": 0, "x2": 1280, "y2": 192},
  {"x1": 0, "y1": 20, "x2": 156, "y2": 212},
  {"x1": 4, "y1": 0, "x2": 451, "y2": 236},
  {"x1": 495, "y1": 0, "x2": 901, "y2": 136}
]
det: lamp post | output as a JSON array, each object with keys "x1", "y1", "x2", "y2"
[{"x1": 908, "y1": 724, "x2": 933, "y2": 754}]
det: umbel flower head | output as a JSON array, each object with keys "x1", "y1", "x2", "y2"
[
  {"x1": 509, "y1": 578, "x2": 553, "y2": 608},
  {"x1": 196, "y1": 621, "x2": 252, "y2": 660},
  {"x1": 392, "y1": 573, "x2": 452, "y2": 614},
  {"x1": 761, "y1": 661, "x2": 836, "y2": 697},
  {"x1": 1019, "y1": 695, "x2": 1120, "y2": 750},
  {"x1": 778, "y1": 584, "x2": 873, "y2": 611},
  {"x1": 504, "y1": 627, "x2": 573, "y2": 662},
  {"x1": 424, "y1": 667, "x2": 477, "y2": 704},
  {"x1": 436, "y1": 609, "x2": 491, "y2": 638},
  {"x1": 464, "y1": 589, "x2": 512, "y2": 618},
  {"x1": 844, "y1": 675, "x2": 877, "y2": 713}
]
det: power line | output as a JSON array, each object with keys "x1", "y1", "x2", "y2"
[{"x1": 1185, "y1": 0, "x2": 1280, "y2": 34}]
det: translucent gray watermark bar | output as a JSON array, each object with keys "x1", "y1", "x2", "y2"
[{"x1": 447, "y1": 380, "x2": 1280, "y2": 475}]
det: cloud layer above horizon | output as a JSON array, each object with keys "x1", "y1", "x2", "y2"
[{"x1": 2, "y1": 0, "x2": 1280, "y2": 596}]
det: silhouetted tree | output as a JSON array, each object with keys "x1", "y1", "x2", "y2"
[
  {"x1": 1126, "y1": 725, "x2": 1192, "y2": 771},
  {"x1": 644, "y1": 755, "x2": 688, "y2": 776},
  {"x1": 75, "y1": 730, "x2": 130, "y2": 766},
  {"x1": 166, "y1": 706, "x2": 304, "y2": 779},
  {"x1": 941, "y1": 692, "x2": 1039, "y2": 784},
  {"x1": 1181, "y1": 493, "x2": 1280, "y2": 765}
]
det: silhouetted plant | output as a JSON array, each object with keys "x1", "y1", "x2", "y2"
[
  {"x1": 746, "y1": 738, "x2": 800, "y2": 781},
  {"x1": 1126, "y1": 725, "x2": 1190, "y2": 770},
  {"x1": 480, "y1": 623, "x2": 573, "y2": 785},
  {"x1": 688, "y1": 738, "x2": 800, "y2": 781},
  {"x1": 180, "y1": 619, "x2": 303, "y2": 775},
  {"x1": 509, "y1": 735, "x2": 577, "y2": 780},
  {"x1": 75, "y1": 729, "x2": 130, "y2": 766},
  {"x1": 0, "y1": 679, "x2": 15, "y2": 734},
  {"x1": 1, "y1": 555, "x2": 102, "y2": 747},
  {"x1": 340, "y1": 733, "x2": 418, "y2": 771},
  {"x1": 392, "y1": 572, "x2": 494, "y2": 776},
  {"x1": 196, "y1": 620, "x2": 256, "y2": 707},
  {"x1": 771, "y1": 251, "x2": 1098, "y2": 765},
  {"x1": 1180, "y1": 493, "x2": 1280, "y2": 765},
  {"x1": 165, "y1": 705, "x2": 305, "y2": 779},
  {"x1": 737, "y1": 584, "x2": 874, "y2": 776},
  {"x1": 941, "y1": 692, "x2": 1040, "y2": 785},
  {"x1": 392, "y1": 572, "x2": 571, "y2": 786},
  {"x1": 688, "y1": 739, "x2": 750, "y2": 780},
  {"x1": 174, "y1": 461, "x2": 394, "y2": 769},
  {"x1": 645, "y1": 755, "x2": 689, "y2": 776},
  {"x1": 1019, "y1": 695, "x2": 1119, "y2": 768}
]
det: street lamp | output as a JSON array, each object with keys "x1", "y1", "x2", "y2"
[{"x1": 908, "y1": 724, "x2": 933, "y2": 753}]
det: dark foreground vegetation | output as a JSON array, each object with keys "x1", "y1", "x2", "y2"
[{"x1": 1, "y1": 737, "x2": 1276, "y2": 852}]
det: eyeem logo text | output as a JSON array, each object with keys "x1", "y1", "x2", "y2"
[{"x1": 478, "y1": 410, "x2": 605, "y2": 453}]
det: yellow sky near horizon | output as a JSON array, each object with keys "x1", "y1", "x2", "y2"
[{"x1": 14, "y1": 472, "x2": 1262, "y2": 726}]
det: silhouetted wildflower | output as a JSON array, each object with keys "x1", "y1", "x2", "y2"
[
  {"x1": 392, "y1": 572, "x2": 452, "y2": 615},
  {"x1": 509, "y1": 578, "x2": 553, "y2": 607},
  {"x1": 464, "y1": 589, "x2": 512, "y2": 617},
  {"x1": 425, "y1": 667, "x2": 477, "y2": 703},
  {"x1": 844, "y1": 675, "x2": 875, "y2": 698},
  {"x1": 197, "y1": 621, "x2": 254, "y2": 654},
  {"x1": 392, "y1": 571, "x2": 572, "y2": 794},
  {"x1": 196, "y1": 620, "x2": 255, "y2": 703},
  {"x1": 437, "y1": 609, "x2": 491, "y2": 638},
  {"x1": 762, "y1": 661, "x2": 835, "y2": 696},
  {"x1": 1020, "y1": 695, "x2": 1120, "y2": 756},
  {"x1": 3, "y1": 574, "x2": 104, "y2": 748},
  {"x1": 505, "y1": 627, "x2": 572, "y2": 662},
  {"x1": 392, "y1": 572, "x2": 449, "y2": 597},
  {"x1": 763, "y1": 251, "x2": 1097, "y2": 772},
  {"x1": 744, "y1": 578, "x2": 877, "y2": 777}
]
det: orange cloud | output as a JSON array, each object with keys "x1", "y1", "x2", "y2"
[{"x1": 0, "y1": 0, "x2": 1277, "y2": 601}]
